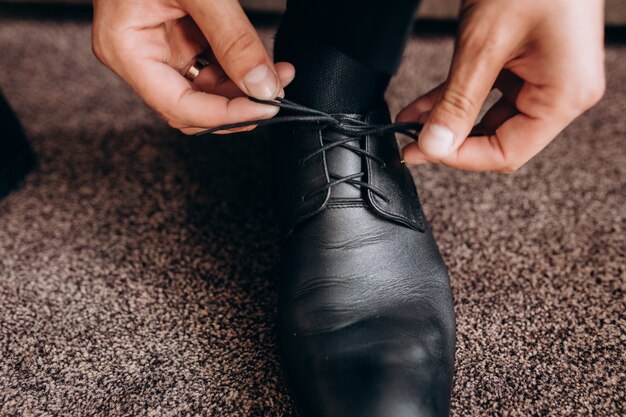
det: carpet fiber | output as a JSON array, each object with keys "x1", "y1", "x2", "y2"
[{"x1": 0, "y1": 10, "x2": 624, "y2": 417}]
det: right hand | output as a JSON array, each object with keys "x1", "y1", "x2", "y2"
[
  {"x1": 397, "y1": 0, "x2": 605, "y2": 172},
  {"x1": 92, "y1": 0, "x2": 295, "y2": 135}
]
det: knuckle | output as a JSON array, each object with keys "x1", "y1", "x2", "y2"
[
  {"x1": 91, "y1": 29, "x2": 121, "y2": 68},
  {"x1": 179, "y1": 128, "x2": 197, "y2": 136},
  {"x1": 459, "y1": 25, "x2": 507, "y2": 56},
  {"x1": 497, "y1": 167, "x2": 516, "y2": 174},
  {"x1": 497, "y1": 161, "x2": 522, "y2": 174},
  {"x1": 91, "y1": 34, "x2": 106, "y2": 64},
  {"x1": 439, "y1": 88, "x2": 476, "y2": 119},
  {"x1": 583, "y1": 76, "x2": 606, "y2": 108},
  {"x1": 165, "y1": 117, "x2": 185, "y2": 130},
  {"x1": 563, "y1": 73, "x2": 606, "y2": 112},
  {"x1": 215, "y1": 29, "x2": 258, "y2": 66}
]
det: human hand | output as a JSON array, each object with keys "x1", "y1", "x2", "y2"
[
  {"x1": 398, "y1": 0, "x2": 605, "y2": 172},
  {"x1": 92, "y1": 0, "x2": 295, "y2": 135}
]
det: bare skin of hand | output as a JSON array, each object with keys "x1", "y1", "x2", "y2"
[
  {"x1": 92, "y1": 0, "x2": 295, "y2": 135},
  {"x1": 398, "y1": 0, "x2": 606, "y2": 172}
]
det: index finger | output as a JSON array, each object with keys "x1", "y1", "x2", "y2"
[
  {"x1": 126, "y1": 58, "x2": 279, "y2": 132},
  {"x1": 182, "y1": 0, "x2": 280, "y2": 99},
  {"x1": 437, "y1": 110, "x2": 571, "y2": 172}
]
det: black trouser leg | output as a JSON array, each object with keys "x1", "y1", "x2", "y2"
[
  {"x1": 273, "y1": 0, "x2": 421, "y2": 112},
  {"x1": 277, "y1": 0, "x2": 422, "y2": 75}
]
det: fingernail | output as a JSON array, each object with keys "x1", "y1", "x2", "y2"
[
  {"x1": 407, "y1": 155, "x2": 429, "y2": 165},
  {"x1": 402, "y1": 150, "x2": 428, "y2": 165},
  {"x1": 243, "y1": 64, "x2": 278, "y2": 100},
  {"x1": 261, "y1": 104, "x2": 280, "y2": 117},
  {"x1": 419, "y1": 124, "x2": 454, "y2": 158}
]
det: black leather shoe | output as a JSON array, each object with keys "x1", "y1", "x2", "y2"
[
  {"x1": 272, "y1": 105, "x2": 456, "y2": 417},
  {"x1": 0, "y1": 92, "x2": 35, "y2": 199}
]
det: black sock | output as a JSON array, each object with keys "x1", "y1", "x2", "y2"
[{"x1": 274, "y1": 25, "x2": 391, "y2": 114}]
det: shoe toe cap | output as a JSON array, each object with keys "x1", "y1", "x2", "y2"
[{"x1": 283, "y1": 323, "x2": 454, "y2": 417}]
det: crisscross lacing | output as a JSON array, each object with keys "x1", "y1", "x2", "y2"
[{"x1": 197, "y1": 97, "x2": 425, "y2": 203}]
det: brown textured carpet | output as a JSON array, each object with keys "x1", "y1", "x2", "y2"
[{"x1": 0, "y1": 9, "x2": 624, "y2": 417}]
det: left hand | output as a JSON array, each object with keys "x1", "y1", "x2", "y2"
[
  {"x1": 397, "y1": 0, "x2": 606, "y2": 173},
  {"x1": 92, "y1": 0, "x2": 295, "y2": 135}
]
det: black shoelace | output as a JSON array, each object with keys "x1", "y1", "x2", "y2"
[{"x1": 196, "y1": 97, "x2": 424, "y2": 203}]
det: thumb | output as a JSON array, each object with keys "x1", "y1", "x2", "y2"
[
  {"x1": 182, "y1": 0, "x2": 282, "y2": 100},
  {"x1": 419, "y1": 28, "x2": 510, "y2": 161}
]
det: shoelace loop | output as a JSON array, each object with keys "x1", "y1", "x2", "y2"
[
  {"x1": 196, "y1": 97, "x2": 424, "y2": 138},
  {"x1": 196, "y1": 97, "x2": 426, "y2": 203}
]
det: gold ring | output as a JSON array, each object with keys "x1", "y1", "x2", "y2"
[{"x1": 184, "y1": 58, "x2": 208, "y2": 82}]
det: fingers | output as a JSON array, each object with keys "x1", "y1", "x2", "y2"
[
  {"x1": 474, "y1": 71, "x2": 523, "y2": 134},
  {"x1": 404, "y1": 78, "x2": 576, "y2": 173},
  {"x1": 165, "y1": 11, "x2": 295, "y2": 100},
  {"x1": 181, "y1": 0, "x2": 282, "y2": 100},
  {"x1": 494, "y1": 70, "x2": 524, "y2": 104},
  {"x1": 402, "y1": 114, "x2": 562, "y2": 173},
  {"x1": 398, "y1": 1, "x2": 606, "y2": 173},
  {"x1": 92, "y1": 0, "x2": 294, "y2": 136},
  {"x1": 411, "y1": 13, "x2": 521, "y2": 161},
  {"x1": 165, "y1": 15, "x2": 209, "y2": 75},
  {"x1": 439, "y1": 113, "x2": 565, "y2": 173},
  {"x1": 434, "y1": 70, "x2": 603, "y2": 172},
  {"x1": 192, "y1": 61, "x2": 296, "y2": 99},
  {"x1": 127, "y1": 58, "x2": 280, "y2": 133},
  {"x1": 475, "y1": 97, "x2": 518, "y2": 134},
  {"x1": 274, "y1": 62, "x2": 297, "y2": 89},
  {"x1": 402, "y1": 75, "x2": 602, "y2": 172},
  {"x1": 396, "y1": 84, "x2": 443, "y2": 125},
  {"x1": 191, "y1": 62, "x2": 241, "y2": 98}
]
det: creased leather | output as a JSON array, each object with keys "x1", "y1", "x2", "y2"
[
  {"x1": 273, "y1": 112, "x2": 424, "y2": 237},
  {"x1": 273, "y1": 124, "x2": 331, "y2": 237},
  {"x1": 273, "y1": 108, "x2": 456, "y2": 417},
  {"x1": 365, "y1": 111, "x2": 425, "y2": 232}
]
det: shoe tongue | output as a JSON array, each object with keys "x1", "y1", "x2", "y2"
[
  {"x1": 271, "y1": 109, "x2": 425, "y2": 237},
  {"x1": 324, "y1": 128, "x2": 364, "y2": 200}
]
